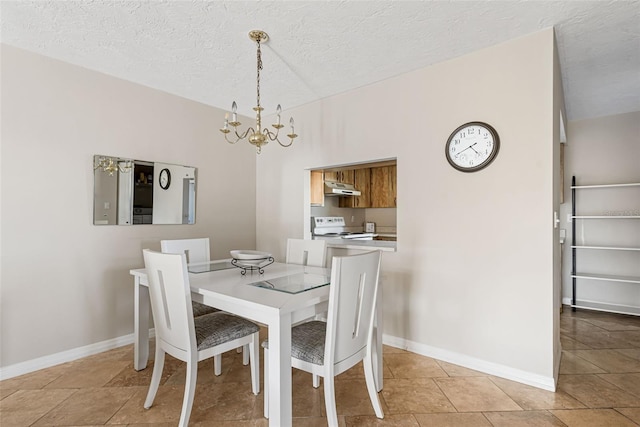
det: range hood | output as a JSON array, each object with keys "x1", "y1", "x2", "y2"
[{"x1": 324, "y1": 181, "x2": 361, "y2": 196}]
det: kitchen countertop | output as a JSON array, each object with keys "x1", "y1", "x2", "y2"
[{"x1": 325, "y1": 239, "x2": 396, "y2": 252}]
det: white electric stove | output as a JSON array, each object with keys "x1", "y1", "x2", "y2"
[{"x1": 311, "y1": 216, "x2": 377, "y2": 240}]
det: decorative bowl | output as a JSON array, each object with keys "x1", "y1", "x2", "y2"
[
  {"x1": 230, "y1": 250, "x2": 272, "y2": 261},
  {"x1": 230, "y1": 250, "x2": 272, "y2": 266}
]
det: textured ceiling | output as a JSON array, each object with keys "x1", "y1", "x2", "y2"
[{"x1": 1, "y1": 1, "x2": 639, "y2": 121}]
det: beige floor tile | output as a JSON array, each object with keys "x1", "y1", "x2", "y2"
[
  {"x1": 611, "y1": 331, "x2": 640, "y2": 348},
  {"x1": 290, "y1": 370, "x2": 325, "y2": 418},
  {"x1": 81, "y1": 345, "x2": 135, "y2": 364},
  {"x1": 560, "y1": 335, "x2": 592, "y2": 350},
  {"x1": 483, "y1": 410, "x2": 566, "y2": 426},
  {"x1": 384, "y1": 353, "x2": 448, "y2": 379},
  {"x1": 105, "y1": 357, "x2": 184, "y2": 388},
  {"x1": 615, "y1": 407, "x2": 640, "y2": 424},
  {"x1": 573, "y1": 349, "x2": 640, "y2": 373},
  {"x1": 32, "y1": 386, "x2": 139, "y2": 426},
  {"x1": 583, "y1": 318, "x2": 640, "y2": 332},
  {"x1": 44, "y1": 359, "x2": 130, "y2": 389},
  {"x1": 570, "y1": 330, "x2": 636, "y2": 349},
  {"x1": 435, "y1": 377, "x2": 522, "y2": 412},
  {"x1": 127, "y1": 422, "x2": 176, "y2": 427},
  {"x1": 551, "y1": 408, "x2": 638, "y2": 426},
  {"x1": 291, "y1": 416, "x2": 346, "y2": 427},
  {"x1": 0, "y1": 362, "x2": 71, "y2": 390},
  {"x1": 616, "y1": 348, "x2": 640, "y2": 361},
  {"x1": 557, "y1": 374, "x2": 640, "y2": 408},
  {"x1": 334, "y1": 360, "x2": 394, "y2": 381},
  {"x1": 164, "y1": 352, "x2": 249, "y2": 386},
  {"x1": 413, "y1": 412, "x2": 493, "y2": 426},
  {"x1": 127, "y1": 423, "x2": 177, "y2": 427},
  {"x1": 559, "y1": 351, "x2": 607, "y2": 374},
  {"x1": 328, "y1": 378, "x2": 386, "y2": 418},
  {"x1": 382, "y1": 345, "x2": 408, "y2": 354},
  {"x1": 345, "y1": 413, "x2": 418, "y2": 426},
  {"x1": 598, "y1": 373, "x2": 640, "y2": 398},
  {"x1": 0, "y1": 388, "x2": 76, "y2": 426},
  {"x1": 188, "y1": 382, "x2": 261, "y2": 423},
  {"x1": 436, "y1": 360, "x2": 488, "y2": 377},
  {"x1": 489, "y1": 376, "x2": 585, "y2": 410},
  {"x1": 381, "y1": 378, "x2": 456, "y2": 414},
  {"x1": 560, "y1": 317, "x2": 606, "y2": 336},
  {"x1": 0, "y1": 387, "x2": 17, "y2": 400},
  {"x1": 108, "y1": 385, "x2": 183, "y2": 424}
]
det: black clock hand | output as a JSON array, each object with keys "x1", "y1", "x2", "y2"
[{"x1": 457, "y1": 142, "x2": 477, "y2": 155}]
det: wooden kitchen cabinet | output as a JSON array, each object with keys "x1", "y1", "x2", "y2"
[
  {"x1": 310, "y1": 170, "x2": 324, "y2": 206},
  {"x1": 324, "y1": 170, "x2": 354, "y2": 185},
  {"x1": 340, "y1": 168, "x2": 371, "y2": 208},
  {"x1": 370, "y1": 165, "x2": 397, "y2": 208}
]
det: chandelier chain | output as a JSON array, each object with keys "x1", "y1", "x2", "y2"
[{"x1": 256, "y1": 39, "x2": 263, "y2": 109}]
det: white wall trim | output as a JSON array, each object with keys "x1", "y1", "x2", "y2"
[
  {"x1": 383, "y1": 333, "x2": 556, "y2": 392},
  {"x1": 561, "y1": 297, "x2": 640, "y2": 316},
  {"x1": 3, "y1": 328, "x2": 556, "y2": 391},
  {"x1": 0, "y1": 329, "x2": 155, "y2": 381}
]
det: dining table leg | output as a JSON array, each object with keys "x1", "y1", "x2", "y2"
[
  {"x1": 134, "y1": 278, "x2": 150, "y2": 371},
  {"x1": 268, "y1": 311, "x2": 293, "y2": 427}
]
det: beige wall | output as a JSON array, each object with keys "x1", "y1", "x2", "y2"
[
  {"x1": 560, "y1": 111, "x2": 640, "y2": 310},
  {"x1": 256, "y1": 29, "x2": 560, "y2": 388},
  {"x1": 0, "y1": 45, "x2": 257, "y2": 368}
]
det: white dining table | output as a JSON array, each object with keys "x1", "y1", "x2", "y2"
[{"x1": 130, "y1": 260, "x2": 383, "y2": 427}]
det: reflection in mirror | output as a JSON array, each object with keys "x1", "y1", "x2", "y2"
[{"x1": 93, "y1": 155, "x2": 197, "y2": 225}]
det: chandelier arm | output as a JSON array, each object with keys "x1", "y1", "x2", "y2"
[
  {"x1": 277, "y1": 136, "x2": 295, "y2": 148},
  {"x1": 224, "y1": 126, "x2": 255, "y2": 145},
  {"x1": 263, "y1": 128, "x2": 295, "y2": 148},
  {"x1": 264, "y1": 128, "x2": 279, "y2": 141}
]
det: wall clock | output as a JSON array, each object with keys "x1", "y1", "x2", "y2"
[
  {"x1": 445, "y1": 121, "x2": 500, "y2": 172},
  {"x1": 159, "y1": 168, "x2": 171, "y2": 190}
]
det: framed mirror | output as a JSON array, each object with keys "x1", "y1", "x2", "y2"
[{"x1": 93, "y1": 155, "x2": 197, "y2": 225}]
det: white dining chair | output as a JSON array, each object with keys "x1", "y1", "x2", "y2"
[
  {"x1": 286, "y1": 238, "x2": 327, "y2": 267},
  {"x1": 160, "y1": 238, "x2": 218, "y2": 317},
  {"x1": 142, "y1": 249, "x2": 260, "y2": 427},
  {"x1": 263, "y1": 250, "x2": 384, "y2": 426},
  {"x1": 160, "y1": 238, "x2": 248, "y2": 372},
  {"x1": 287, "y1": 238, "x2": 329, "y2": 328}
]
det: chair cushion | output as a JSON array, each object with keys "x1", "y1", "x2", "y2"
[
  {"x1": 195, "y1": 312, "x2": 259, "y2": 350},
  {"x1": 192, "y1": 301, "x2": 219, "y2": 317},
  {"x1": 262, "y1": 320, "x2": 327, "y2": 365}
]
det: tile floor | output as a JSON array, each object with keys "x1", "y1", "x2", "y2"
[{"x1": 1, "y1": 306, "x2": 639, "y2": 426}]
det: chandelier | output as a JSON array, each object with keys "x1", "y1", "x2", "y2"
[
  {"x1": 220, "y1": 30, "x2": 297, "y2": 154},
  {"x1": 93, "y1": 156, "x2": 133, "y2": 176}
]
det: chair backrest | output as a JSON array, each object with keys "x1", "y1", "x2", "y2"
[
  {"x1": 325, "y1": 250, "x2": 381, "y2": 366},
  {"x1": 143, "y1": 249, "x2": 196, "y2": 354},
  {"x1": 286, "y1": 238, "x2": 327, "y2": 267},
  {"x1": 160, "y1": 238, "x2": 210, "y2": 264}
]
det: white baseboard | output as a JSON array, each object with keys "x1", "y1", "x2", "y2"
[
  {"x1": 3, "y1": 329, "x2": 556, "y2": 392},
  {"x1": 383, "y1": 333, "x2": 556, "y2": 392},
  {"x1": 561, "y1": 297, "x2": 640, "y2": 316},
  {"x1": 0, "y1": 329, "x2": 155, "y2": 381}
]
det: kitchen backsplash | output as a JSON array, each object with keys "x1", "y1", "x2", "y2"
[{"x1": 310, "y1": 198, "x2": 396, "y2": 232}]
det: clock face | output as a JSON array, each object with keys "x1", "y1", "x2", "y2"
[
  {"x1": 159, "y1": 168, "x2": 171, "y2": 190},
  {"x1": 445, "y1": 122, "x2": 500, "y2": 172}
]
